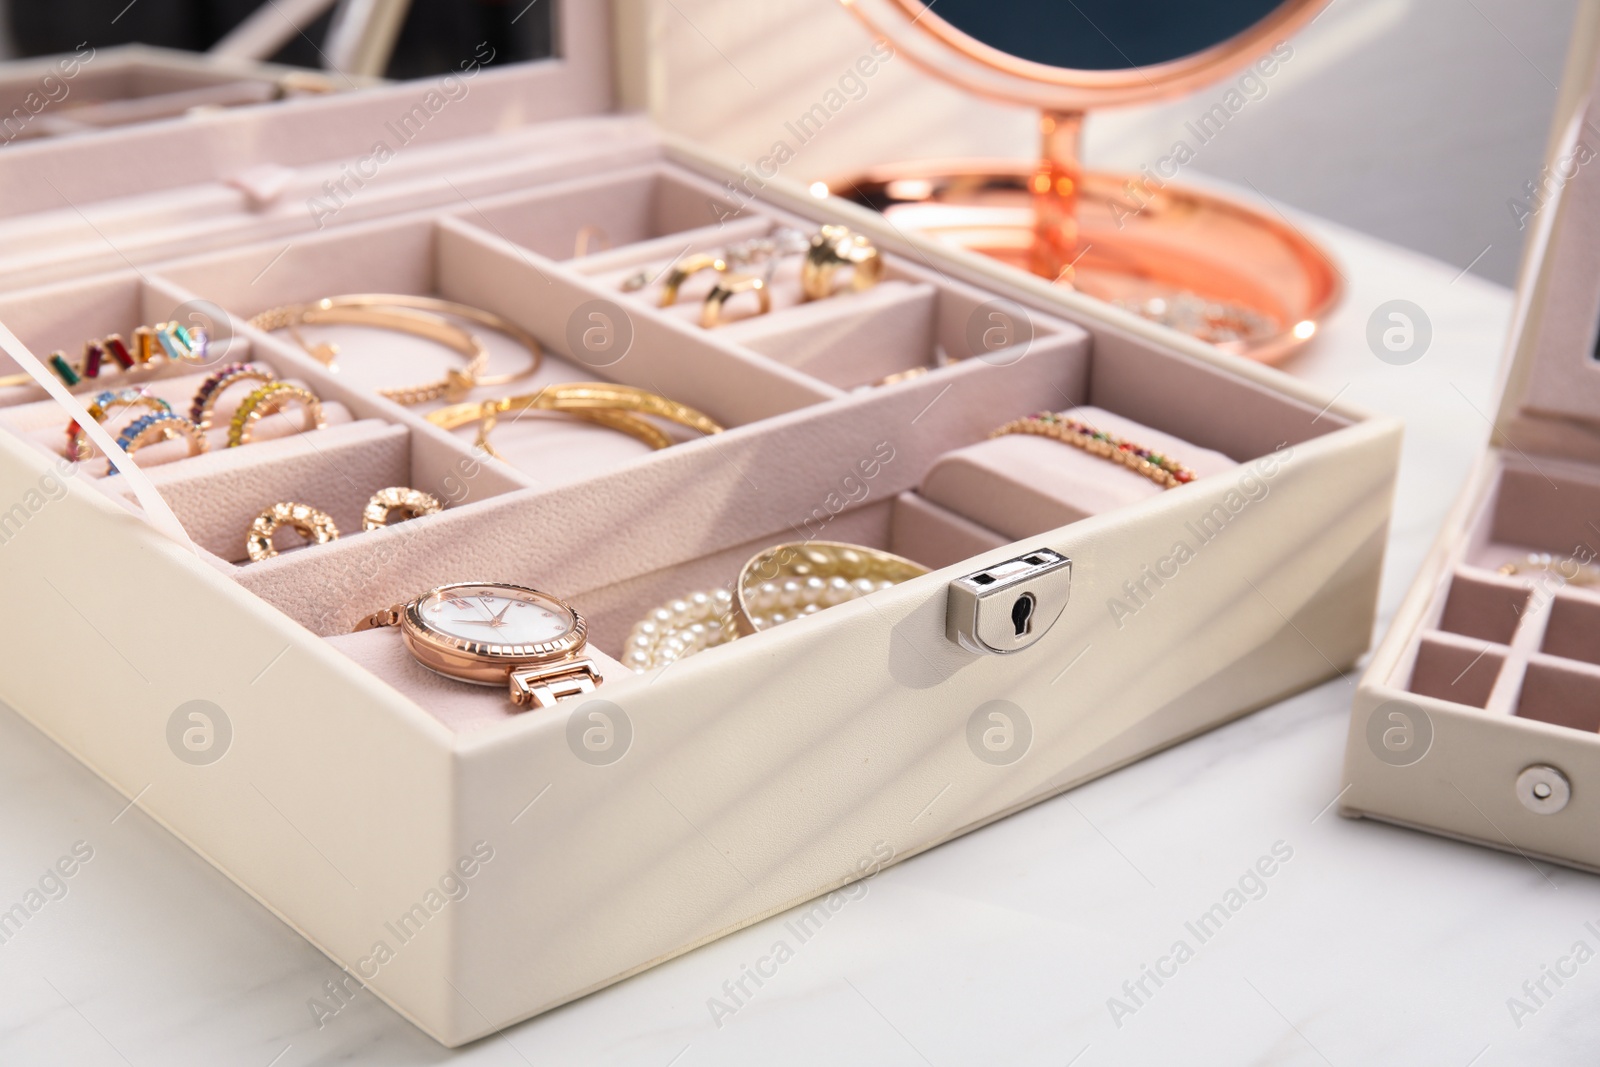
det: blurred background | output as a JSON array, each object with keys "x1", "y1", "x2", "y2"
[{"x1": 0, "y1": 0, "x2": 1580, "y2": 286}]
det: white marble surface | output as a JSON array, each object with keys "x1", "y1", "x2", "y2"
[{"x1": 4, "y1": 218, "x2": 1595, "y2": 1066}]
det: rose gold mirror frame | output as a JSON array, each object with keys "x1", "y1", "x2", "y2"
[
  {"x1": 855, "y1": 0, "x2": 1329, "y2": 109},
  {"x1": 834, "y1": 0, "x2": 1341, "y2": 364}
]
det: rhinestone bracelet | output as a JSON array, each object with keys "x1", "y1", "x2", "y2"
[{"x1": 990, "y1": 411, "x2": 1195, "y2": 489}]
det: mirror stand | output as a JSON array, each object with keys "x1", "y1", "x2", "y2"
[{"x1": 834, "y1": 105, "x2": 1339, "y2": 364}]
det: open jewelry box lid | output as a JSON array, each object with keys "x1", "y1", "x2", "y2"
[
  {"x1": 1493, "y1": 2, "x2": 1600, "y2": 465},
  {"x1": 0, "y1": 1, "x2": 638, "y2": 286}
]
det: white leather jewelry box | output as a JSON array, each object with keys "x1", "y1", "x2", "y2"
[
  {"x1": 0, "y1": 2, "x2": 1400, "y2": 1046},
  {"x1": 1342, "y1": 19, "x2": 1600, "y2": 872}
]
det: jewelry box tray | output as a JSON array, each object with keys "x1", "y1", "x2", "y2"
[
  {"x1": 0, "y1": 48, "x2": 1400, "y2": 1057},
  {"x1": 1342, "y1": 28, "x2": 1600, "y2": 874}
]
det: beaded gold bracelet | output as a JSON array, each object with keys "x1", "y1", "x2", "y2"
[{"x1": 990, "y1": 411, "x2": 1196, "y2": 489}]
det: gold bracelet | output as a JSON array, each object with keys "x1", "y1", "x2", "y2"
[
  {"x1": 249, "y1": 295, "x2": 543, "y2": 403},
  {"x1": 227, "y1": 381, "x2": 326, "y2": 447},
  {"x1": 428, "y1": 383, "x2": 724, "y2": 460},
  {"x1": 801, "y1": 225, "x2": 883, "y2": 301},
  {"x1": 430, "y1": 398, "x2": 674, "y2": 457},
  {"x1": 246, "y1": 501, "x2": 340, "y2": 562},
  {"x1": 990, "y1": 411, "x2": 1196, "y2": 489},
  {"x1": 701, "y1": 274, "x2": 771, "y2": 328}
]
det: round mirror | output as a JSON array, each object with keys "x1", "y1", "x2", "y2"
[
  {"x1": 836, "y1": 0, "x2": 1339, "y2": 363},
  {"x1": 927, "y1": 0, "x2": 1295, "y2": 71}
]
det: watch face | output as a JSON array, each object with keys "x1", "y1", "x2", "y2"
[{"x1": 416, "y1": 584, "x2": 576, "y2": 649}]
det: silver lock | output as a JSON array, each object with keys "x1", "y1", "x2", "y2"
[
  {"x1": 946, "y1": 548, "x2": 1072, "y2": 655},
  {"x1": 1515, "y1": 764, "x2": 1571, "y2": 815}
]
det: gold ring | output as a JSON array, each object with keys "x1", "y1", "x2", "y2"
[
  {"x1": 801, "y1": 225, "x2": 883, "y2": 301},
  {"x1": 363, "y1": 486, "x2": 443, "y2": 531},
  {"x1": 109, "y1": 411, "x2": 208, "y2": 474},
  {"x1": 428, "y1": 383, "x2": 724, "y2": 461},
  {"x1": 66, "y1": 387, "x2": 172, "y2": 461},
  {"x1": 246, "y1": 501, "x2": 340, "y2": 562},
  {"x1": 657, "y1": 252, "x2": 727, "y2": 307},
  {"x1": 701, "y1": 274, "x2": 771, "y2": 328},
  {"x1": 189, "y1": 362, "x2": 278, "y2": 431},
  {"x1": 734, "y1": 541, "x2": 928, "y2": 636},
  {"x1": 227, "y1": 381, "x2": 326, "y2": 447}
]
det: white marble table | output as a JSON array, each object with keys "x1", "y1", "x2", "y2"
[{"x1": 4, "y1": 216, "x2": 1591, "y2": 1067}]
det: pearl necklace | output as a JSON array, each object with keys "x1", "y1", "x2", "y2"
[{"x1": 624, "y1": 575, "x2": 897, "y2": 673}]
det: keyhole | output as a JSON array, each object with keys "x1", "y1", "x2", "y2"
[{"x1": 1011, "y1": 593, "x2": 1036, "y2": 637}]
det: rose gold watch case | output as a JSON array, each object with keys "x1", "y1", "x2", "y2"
[{"x1": 399, "y1": 581, "x2": 589, "y2": 686}]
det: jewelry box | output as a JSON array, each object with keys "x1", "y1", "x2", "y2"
[
  {"x1": 1341, "y1": 18, "x2": 1600, "y2": 871},
  {"x1": 0, "y1": 2, "x2": 1399, "y2": 1047}
]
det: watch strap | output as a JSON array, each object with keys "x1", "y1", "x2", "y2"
[{"x1": 509, "y1": 658, "x2": 602, "y2": 709}]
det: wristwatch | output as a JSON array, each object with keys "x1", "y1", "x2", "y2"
[{"x1": 356, "y1": 582, "x2": 602, "y2": 709}]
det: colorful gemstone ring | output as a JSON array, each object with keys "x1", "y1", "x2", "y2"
[
  {"x1": 362, "y1": 486, "x2": 443, "y2": 531},
  {"x1": 41, "y1": 322, "x2": 209, "y2": 389},
  {"x1": 246, "y1": 501, "x2": 340, "y2": 563},
  {"x1": 990, "y1": 412, "x2": 1196, "y2": 489},
  {"x1": 65, "y1": 387, "x2": 172, "y2": 462},
  {"x1": 109, "y1": 411, "x2": 207, "y2": 474},
  {"x1": 190, "y1": 363, "x2": 276, "y2": 431},
  {"x1": 227, "y1": 381, "x2": 326, "y2": 447}
]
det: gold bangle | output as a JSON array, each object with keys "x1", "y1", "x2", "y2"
[
  {"x1": 188, "y1": 362, "x2": 277, "y2": 431},
  {"x1": 990, "y1": 411, "x2": 1196, "y2": 489},
  {"x1": 428, "y1": 383, "x2": 724, "y2": 461},
  {"x1": 733, "y1": 541, "x2": 928, "y2": 637},
  {"x1": 801, "y1": 225, "x2": 884, "y2": 301},
  {"x1": 227, "y1": 381, "x2": 326, "y2": 447},
  {"x1": 701, "y1": 274, "x2": 770, "y2": 328},
  {"x1": 246, "y1": 501, "x2": 340, "y2": 562},
  {"x1": 429, "y1": 396, "x2": 673, "y2": 458},
  {"x1": 109, "y1": 411, "x2": 207, "y2": 474},
  {"x1": 250, "y1": 295, "x2": 543, "y2": 402},
  {"x1": 363, "y1": 486, "x2": 443, "y2": 531},
  {"x1": 65, "y1": 387, "x2": 172, "y2": 461}
]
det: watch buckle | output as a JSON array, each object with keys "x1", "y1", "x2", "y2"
[{"x1": 509, "y1": 658, "x2": 601, "y2": 710}]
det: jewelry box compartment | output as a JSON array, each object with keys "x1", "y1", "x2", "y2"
[
  {"x1": 574, "y1": 200, "x2": 1050, "y2": 393},
  {"x1": 223, "y1": 291, "x2": 1357, "y2": 735},
  {"x1": 434, "y1": 161, "x2": 760, "y2": 265},
  {"x1": 1387, "y1": 455, "x2": 1600, "y2": 735},
  {"x1": 147, "y1": 211, "x2": 843, "y2": 486}
]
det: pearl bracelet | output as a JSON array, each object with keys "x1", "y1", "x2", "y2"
[{"x1": 624, "y1": 541, "x2": 928, "y2": 673}]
